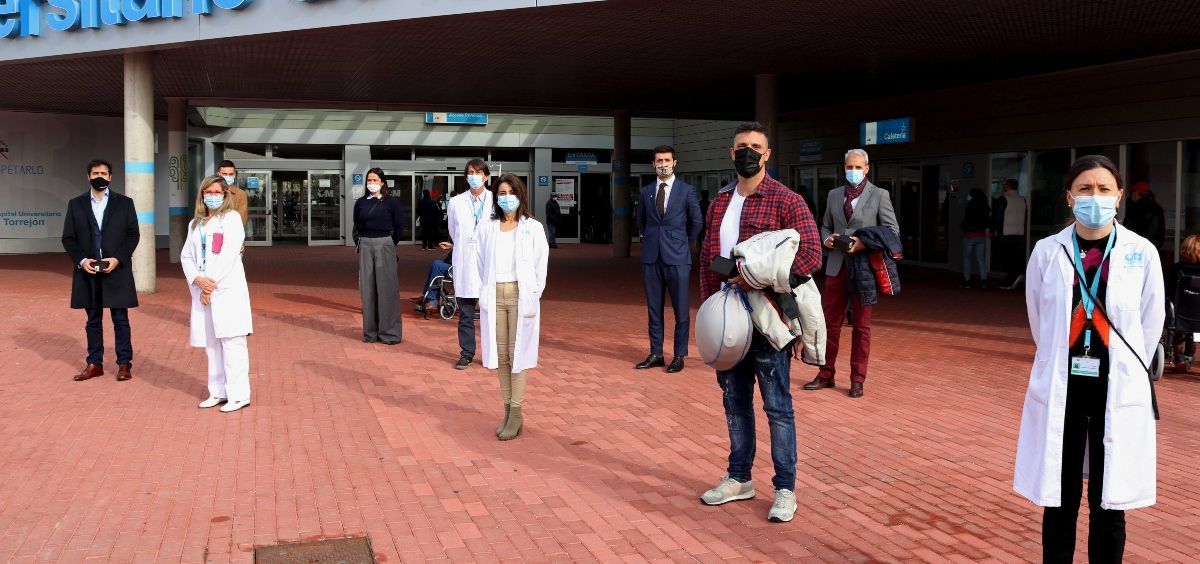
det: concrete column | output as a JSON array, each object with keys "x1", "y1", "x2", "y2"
[
  {"x1": 533, "y1": 148, "x2": 552, "y2": 223},
  {"x1": 612, "y1": 110, "x2": 631, "y2": 258},
  {"x1": 755, "y1": 74, "x2": 781, "y2": 179},
  {"x1": 166, "y1": 97, "x2": 188, "y2": 263},
  {"x1": 125, "y1": 52, "x2": 156, "y2": 293}
]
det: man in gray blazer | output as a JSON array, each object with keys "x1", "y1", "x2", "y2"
[{"x1": 803, "y1": 148, "x2": 899, "y2": 398}]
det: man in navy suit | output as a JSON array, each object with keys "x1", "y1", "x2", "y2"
[{"x1": 635, "y1": 145, "x2": 703, "y2": 373}]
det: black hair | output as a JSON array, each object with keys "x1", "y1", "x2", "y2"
[
  {"x1": 734, "y1": 122, "x2": 768, "y2": 137},
  {"x1": 86, "y1": 159, "x2": 112, "y2": 175},
  {"x1": 217, "y1": 160, "x2": 236, "y2": 171},
  {"x1": 652, "y1": 145, "x2": 676, "y2": 160},
  {"x1": 365, "y1": 167, "x2": 388, "y2": 197}
]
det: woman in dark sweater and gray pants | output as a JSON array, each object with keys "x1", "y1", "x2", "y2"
[{"x1": 354, "y1": 167, "x2": 405, "y2": 344}]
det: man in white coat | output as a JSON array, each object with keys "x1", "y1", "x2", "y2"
[
  {"x1": 1015, "y1": 156, "x2": 1162, "y2": 563},
  {"x1": 441, "y1": 159, "x2": 493, "y2": 369}
]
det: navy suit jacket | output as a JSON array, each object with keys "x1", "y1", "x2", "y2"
[{"x1": 637, "y1": 179, "x2": 702, "y2": 265}]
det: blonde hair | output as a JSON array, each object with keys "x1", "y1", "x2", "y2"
[
  {"x1": 1182, "y1": 235, "x2": 1200, "y2": 263},
  {"x1": 191, "y1": 175, "x2": 236, "y2": 229}
]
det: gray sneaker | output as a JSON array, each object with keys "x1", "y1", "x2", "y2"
[
  {"x1": 768, "y1": 489, "x2": 797, "y2": 522},
  {"x1": 700, "y1": 476, "x2": 755, "y2": 505}
]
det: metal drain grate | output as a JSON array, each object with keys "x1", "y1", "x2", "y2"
[{"x1": 254, "y1": 536, "x2": 375, "y2": 564}]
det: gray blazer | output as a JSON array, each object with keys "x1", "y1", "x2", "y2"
[{"x1": 821, "y1": 182, "x2": 900, "y2": 276}]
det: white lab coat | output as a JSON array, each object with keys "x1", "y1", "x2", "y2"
[
  {"x1": 477, "y1": 216, "x2": 549, "y2": 373},
  {"x1": 1014, "y1": 223, "x2": 1163, "y2": 510},
  {"x1": 180, "y1": 211, "x2": 254, "y2": 347},
  {"x1": 446, "y1": 188, "x2": 493, "y2": 299}
]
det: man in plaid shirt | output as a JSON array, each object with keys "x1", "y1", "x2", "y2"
[{"x1": 697, "y1": 122, "x2": 822, "y2": 523}]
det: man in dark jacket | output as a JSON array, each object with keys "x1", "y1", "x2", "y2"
[
  {"x1": 417, "y1": 190, "x2": 441, "y2": 249},
  {"x1": 1124, "y1": 181, "x2": 1166, "y2": 250},
  {"x1": 61, "y1": 159, "x2": 141, "y2": 382},
  {"x1": 545, "y1": 195, "x2": 561, "y2": 248}
]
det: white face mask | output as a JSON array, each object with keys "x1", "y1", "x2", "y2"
[{"x1": 367, "y1": 183, "x2": 382, "y2": 194}]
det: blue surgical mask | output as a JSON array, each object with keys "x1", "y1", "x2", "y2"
[
  {"x1": 222, "y1": 175, "x2": 236, "y2": 187},
  {"x1": 1071, "y1": 195, "x2": 1118, "y2": 229},
  {"x1": 203, "y1": 195, "x2": 224, "y2": 210},
  {"x1": 497, "y1": 194, "x2": 520, "y2": 213},
  {"x1": 466, "y1": 174, "x2": 485, "y2": 190},
  {"x1": 846, "y1": 169, "x2": 865, "y2": 186}
]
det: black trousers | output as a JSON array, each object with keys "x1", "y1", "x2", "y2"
[
  {"x1": 1042, "y1": 374, "x2": 1126, "y2": 563},
  {"x1": 84, "y1": 280, "x2": 132, "y2": 365},
  {"x1": 996, "y1": 235, "x2": 1025, "y2": 285},
  {"x1": 457, "y1": 297, "x2": 477, "y2": 358}
]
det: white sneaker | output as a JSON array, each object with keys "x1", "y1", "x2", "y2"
[
  {"x1": 768, "y1": 489, "x2": 797, "y2": 522},
  {"x1": 700, "y1": 476, "x2": 755, "y2": 505},
  {"x1": 198, "y1": 396, "x2": 227, "y2": 409},
  {"x1": 219, "y1": 399, "x2": 250, "y2": 413}
]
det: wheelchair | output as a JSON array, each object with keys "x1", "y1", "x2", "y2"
[
  {"x1": 420, "y1": 265, "x2": 458, "y2": 321},
  {"x1": 1153, "y1": 269, "x2": 1200, "y2": 380}
]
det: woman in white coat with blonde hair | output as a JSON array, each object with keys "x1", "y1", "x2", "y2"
[
  {"x1": 1015, "y1": 155, "x2": 1163, "y2": 563},
  {"x1": 477, "y1": 173, "x2": 549, "y2": 440},
  {"x1": 181, "y1": 175, "x2": 254, "y2": 413}
]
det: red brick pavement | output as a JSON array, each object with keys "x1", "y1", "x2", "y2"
[{"x1": 1, "y1": 244, "x2": 1198, "y2": 563}]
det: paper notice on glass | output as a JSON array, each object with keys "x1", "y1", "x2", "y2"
[{"x1": 319, "y1": 178, "x2": 332, "y2": 188}]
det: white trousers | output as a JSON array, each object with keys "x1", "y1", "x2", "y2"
[{"x1": 204, "y1": 308, "x2": 251, "y2": 402}]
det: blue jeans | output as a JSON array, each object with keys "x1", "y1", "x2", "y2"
[
  {"x1": 963, "y1": 237, "x2": 987, "y2": 281},
  {"x1": 421, "y1": 259, "x2": 451, "y2": 302},
  {"x1": 716, "y1": 333, "x2": 797, "y2": 491}
]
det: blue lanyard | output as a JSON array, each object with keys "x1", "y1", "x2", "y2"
[
  {"x1": 198, "y1": 221, "x2": 208, "y2": 271},
  {"x1": 1071, "y1": 232, "x2": 1116, "y2": 352}
]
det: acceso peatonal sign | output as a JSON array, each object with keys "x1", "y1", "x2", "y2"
[{"x1": 1, "y1": 0, "x2": 253, "y2": 39}]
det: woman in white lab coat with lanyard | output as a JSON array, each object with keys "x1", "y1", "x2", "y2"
[
  {"x1": 476, "y1": 173, "x2": 549, "y2": 440},
  {"x1": 1014, "y1": 155, "x2": 1163, "y2": 563},
  {"x1": 181, "y1": 175, "x2": 254, "y2": 413}
]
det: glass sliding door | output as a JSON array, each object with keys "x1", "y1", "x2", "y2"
[
  {"x1": 308, "y1": 171, "x2": 343, "y2": 245},
  {"x1": 241, "y1": 170, "x2": 272, "y2": 246}
]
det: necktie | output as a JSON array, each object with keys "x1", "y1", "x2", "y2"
[{"x1": 657, "y1": 182, "x2": 667, "y2": 217}]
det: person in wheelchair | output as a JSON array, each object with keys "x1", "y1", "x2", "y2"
[
  {"x1": 1167, "y1": 234, "x2": 1200, "y2": 372},
  {"x1": 414, "y1": 251, "x2": 455, "y2": 318}
]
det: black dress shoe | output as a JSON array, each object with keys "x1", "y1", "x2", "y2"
[
  {"x1": 455, "y1": 355, "x2": 472, "y2": 370},
  {"x1": 635, "y1": 354, "x2": 665, "y2": 369},
  {"x1": 803, "y1": 376, "x2": 834, "y2": 390},
  {"x1": 849, "y1": 382, "x2": 864, "y2": 398},
  {"x1": 666, "y1": 357, "x2": 685, "y2": 373}
]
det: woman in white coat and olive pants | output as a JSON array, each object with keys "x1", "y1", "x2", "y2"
[
  {"x1": 181, "y1": 175, "x2": 254, "y2": 413},
  {"x1": 476, "y1": 173, "x2": 549, "y2": 440},
  {"x1": 1015, "y1": 155, "x2": 1163, "y2": 563}
]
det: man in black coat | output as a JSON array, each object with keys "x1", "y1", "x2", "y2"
[
  {"x1": 545, "y1": 194, "x2": 561, "y2": 248},
  {"x1": 61, "y1": 159, "x2": 141, "y2": 382}
]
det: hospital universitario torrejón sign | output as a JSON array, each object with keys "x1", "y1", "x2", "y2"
[{"x1": 1, "y1": 0, "x2": 253, "y2": 38}]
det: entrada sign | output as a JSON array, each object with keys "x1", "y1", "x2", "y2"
[{"x1": 1, "y1": 0, "x2": 253, "y2": 39}]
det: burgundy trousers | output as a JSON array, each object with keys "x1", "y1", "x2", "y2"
[{"x1": 818, "y1": 268, "x2": 872, "y2": 383}]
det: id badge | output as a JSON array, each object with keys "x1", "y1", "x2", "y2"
[
  {"x1": 1069, "y1": 356, "x2": 1101, "y2": 378},
  {"x1": 467, "y1": 235, "x2": 478, "y2": 247}
]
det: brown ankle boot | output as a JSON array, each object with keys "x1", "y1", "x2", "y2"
[{"x1": 498, "y1": 406, "x2": 523, "y2": 441}]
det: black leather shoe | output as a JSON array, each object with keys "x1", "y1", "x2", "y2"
[
  {"x1": 849, "y1": 382, "x2": 864, "y2": 398},
  {"x1": 455, "y1": 355, "x2": 472, "y2": 370},
  {"x1": 666, "y1": 357, "x2": 684, "y2": 373},
  {"x1": 803, "y1": 376, "x2": 834, "y2": 390},
  {"x1": 635, "y1": 354, "x2": 665, "y2": 369}
]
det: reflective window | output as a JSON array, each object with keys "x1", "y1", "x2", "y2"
[{"x1": 1127, "y1": 142, "x2": 1176, "y2": 256}]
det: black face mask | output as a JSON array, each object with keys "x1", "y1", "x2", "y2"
[
  {"x1": 89, "y1": 177, "x2": 110, "y2": 190},
  {"x1": 733, "y1": 147, "x2": 763, "y2": 178}
]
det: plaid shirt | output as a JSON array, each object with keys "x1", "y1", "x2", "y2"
[{"x1": 699, "y1": 174, "x2": 823, "y2": 300}]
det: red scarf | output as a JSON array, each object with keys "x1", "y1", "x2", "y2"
[{"x1": 843, "y1": 179, "x2": 867, "y2": 222}]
